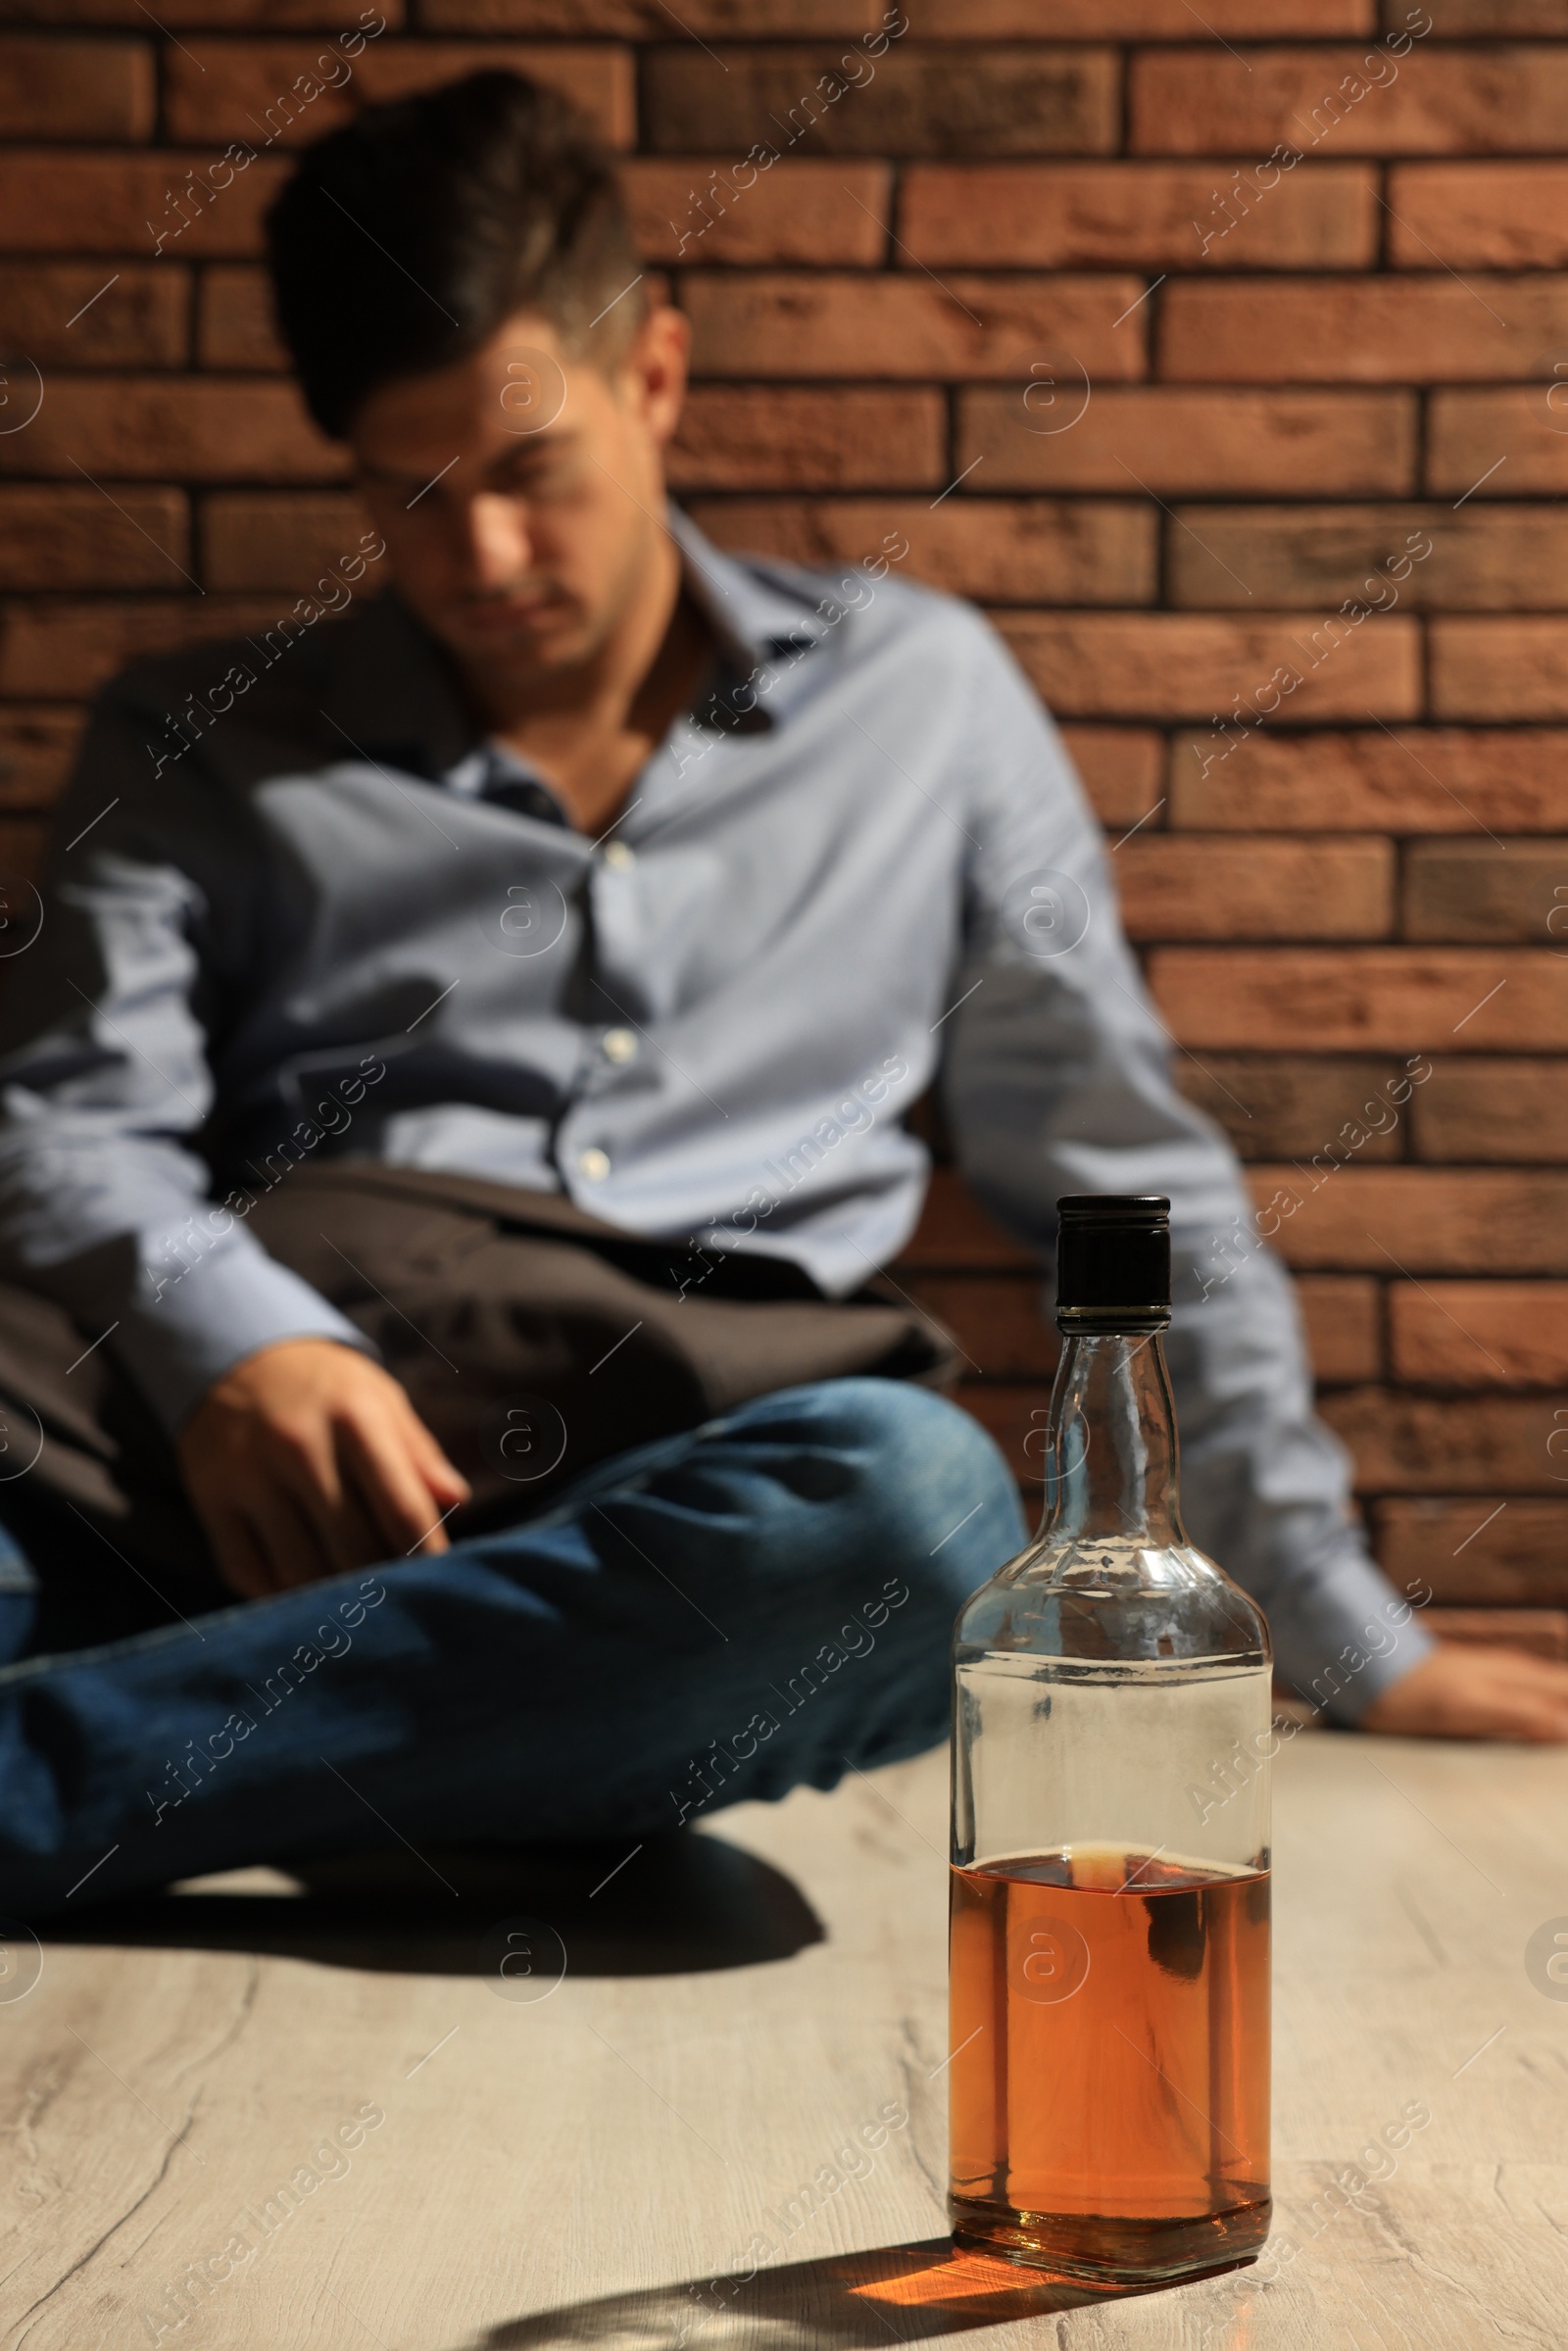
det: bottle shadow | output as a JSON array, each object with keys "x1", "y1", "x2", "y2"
[
  {"x1": 44, "y1": 1829, "x2": 822, "y2": 1977},
  {"x1": 457, "y1": 2236, "x2": 1188, "y2": 2348}
]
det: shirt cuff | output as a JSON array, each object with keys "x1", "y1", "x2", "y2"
[
  {"x1": 109, "y1": 1248, "x2": 378, "y2": 1435},
  {"x1": 1268, "y1": 1539, "x2": 1439, "y2": 1726}
]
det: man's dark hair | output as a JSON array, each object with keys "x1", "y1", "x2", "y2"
[{"x1": 266, "y1": 71, "x2": 644, "y2": 440}]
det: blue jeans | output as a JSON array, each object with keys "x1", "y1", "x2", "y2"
[{"x1": 0, "y1": 1380, "x2": 1025, "y2": 1913}]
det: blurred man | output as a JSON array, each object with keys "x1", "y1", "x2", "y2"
[{"x1": 0, "y1": 73, "x2": 1557, "y2": 1908}]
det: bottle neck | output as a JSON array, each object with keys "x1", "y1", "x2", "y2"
[{"x1": 1038, "y1": 1327, "x2": 1185, "y2": 1547}]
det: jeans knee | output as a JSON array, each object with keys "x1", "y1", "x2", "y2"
[{"x1": 822, "y1": 1378, "x2": 1026, "y2": 1613}]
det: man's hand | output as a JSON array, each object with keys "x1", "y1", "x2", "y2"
[
  {"x1": 1360, "y1": 1641, "x2": 1568, "y2": 1743},
  {"x1": 177, "y1": 1338, "x2": 470, "y2": 1598}
]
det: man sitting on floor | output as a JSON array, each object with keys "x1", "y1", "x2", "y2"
[{"x1": 0, "y1": 72, "x2": 1558, "y2": 1910}]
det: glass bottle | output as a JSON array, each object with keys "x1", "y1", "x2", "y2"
[{"x1": 948, "y1": 1194, "x2": 1272, "y2": 2284}]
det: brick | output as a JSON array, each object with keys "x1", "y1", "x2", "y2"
[
  {"x1": 1403, "y1": 842, "x2": 1568, "y2": 943},
  {"x1": 1388, "y1": 164, "x2": 1568, "y2": 269},
  {"x1": 642, "y1": 47, "x2": 1119, "y2": 160},
  {"x1": 368, "y1": 41, "x2": 632, "y2": 144},
  {"x1": 165, "y1": 41, "x2": 634, "y2": 152},
  {"x1": 919, "y1": 0, "x2": 1374, "y2": 25},
  {"x1": 1374, "y1": 1497, "x2": 1568, "y2": 1601},
  {"x1": 996, "y1": 612, "x2": 1419, "y2": 722},
  {"x1": 1172, "y1": 727, "x2": 1568, "y2": 834},
  {"x1": 1159, "y1": 277, "x2": 1568, "y2": 383},
  {"x1": 1114, "y1": 836, "x2": 1394, "y2": 941},
  {"x1": 667, "y1": 389, "x2": 944, "y2": 492},
  {"x1": 628, "y1": 159, "x2": 889, "y2": 268},
  {"x1": 423, "y1": 0, "x2": 875, "y2": 23},
  {"x1": 681, "y1": 272, "x2": 1148, "y2": 381},
  {"x1": 1391, "y1": 1281, "x2": 1568, "y2": 1385},
  {"x1": 0, "y1": 378, "x2": 346, "y2": 483},
  {"x1": 199, "y1": 265, "x2": 286, "y2": 370},
  {"x1": 0, "y1": 595, "x2": 321, "y2": 701},
  {"x1": 201, "y1": 491, "x2": 370, "y2": 589},
  {"x1": 432, "y1": 0, "x2": 1372, "y2": 24},
  {"x1": 1433, "y1": 621, "x2": 1568, "y2": 721},
  {"x1": 1428, "y1": 391, "x2": 1568, "y2": 498},
  {"x1": 686, "y1": 499, "x2": 1155, "y2": 605},
  {"x1": 0, "y1": 151, "x2": 290, "y2": 257},
  {"x1": 0, "y1": 486, "x2": 190, "y2": 592},
  {"x1": 1173, "y1": 1054, "x2": 1409, "y2": 1161},
  {"x1": 0, "y1": 35, "x2": 151, "y2": 139},
  {"x1": 1318, "y1": 1386, "x2": 1568, "y2": 1491},
  {"x1": 1240, "y1": 1165, "x2": 1568, "y2": 1272},
  {"x1": 1385, "y1": 0, "x2": 1568, "y2": 31},
  {"x1": 1154, "y1": 951, "x2": 1568, "y2": 1052},
  {"x1": 902, "y1": 163, "x2": 1376, "y2": 271},
  {"x1": 8, "y1": 0, "x2": 407, "y2": 21},
  {"x1": 1410, "y1": 1059, "x2": 1568, "y2": 1163},
  {"x1": 896, "y1": 1167, "x2": 1036, "y2": 1270},
  {"x1": 1059, "y1": 725, "x2": 1165, "y2": 827},
  {"x1": 0, "y1": 707, "x2": 84, "y2": 810},
  {"x1": 902, "y1": 1276, "x2": 1053, "y2": 1381},
  {"x1": 0, "y1": 262, "x2": 186, "y2": 367},
  {"x1": 1131, "y1": 45, "x2": 1568, "y2": 158},
  {"x1": 1297, "y1": 1274, "x2": 1382, "y2": 1384},
  {"x1": 959, "y1": 389, "x2": 1415, "y2": 498},
  {"x1": 1421, "y1": 1607, "x2": 1568, "y2": 1658},
  {"x1": 1168, "y1": 504, "x2": 1568, "y2": 613}
]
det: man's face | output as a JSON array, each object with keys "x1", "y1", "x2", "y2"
[{"x1": 348, "y1": 305, "x2": 689, "y2": 687}]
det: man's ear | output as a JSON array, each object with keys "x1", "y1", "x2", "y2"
[{"x1": 621, "y1": 303, "x2": 689, "y2": 446}]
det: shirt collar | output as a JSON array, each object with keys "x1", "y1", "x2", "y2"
[
  {"x1": 318, "y1": 507, "x2": 835, "y2": 789},
  {"x1": 664, "y1": 506, "x2": 835, "y2": 676}
]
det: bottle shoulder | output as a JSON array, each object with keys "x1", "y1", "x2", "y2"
[{"x1": 955, "y1": 1533, "x2": 1271, "y2": 1668}]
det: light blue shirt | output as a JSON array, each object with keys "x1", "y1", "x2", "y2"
[{"x1": 0, "y1": 512, "x2": 1430, "y2": 1714}]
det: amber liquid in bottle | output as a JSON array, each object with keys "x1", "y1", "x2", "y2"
[{"x1": 948, "y1": 1845, "x2": 1270, "y2": 2279}]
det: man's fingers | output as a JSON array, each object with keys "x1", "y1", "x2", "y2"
[
  {"x1": 270, "y1": 1442, "x2": 385, "y2": 1577},
  {"x1": 175, "y1": 1344, "x2": 475, "y2": 1592},
  {"x1": 262, "y1": 1412, "x2": 412, "y2": 1578},
  {"x1": 1474, "y1": 1658, "x2": 1568, "y2": 1741},
  {"x1": 1366, "y1": 1646, "x2": 1568, "y2": 1742},
  {"x1": 1491, "y1": 1703, "x2": 1568, "y2": 1744},
  {"x1": 247, "y1": 1485, "x2": 334, "y2": 1591},
  {"x1": 324, "y1": 1483, "x2": 391, "y2": 1573},
  {"x1": 404, "y1": 1414, "x2": 471, "y2": 1508},
  {"x1": 205, "y1": 1508, "x2": 275, "y2": 1600},
  {"x1": 1505, "y1": 1689, "x2": 1568, "y2": 1742},
  {"x1": 339, "y1": 1414, "x2": 456, "y2": 1558}
]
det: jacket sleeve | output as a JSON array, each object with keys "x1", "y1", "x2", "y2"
[
  {"x1": 937, "y1": 619, "x2": 1434, "y2": 1721},
  {"x1": 0, "y1": 683, "x2": 371, "y2": 1434}
]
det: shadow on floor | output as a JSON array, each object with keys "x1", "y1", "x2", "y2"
[
  {"x1": 44, "y1": 1830, "x2": 823, "y2": 1978},
  {"x1": 457, "y1": 2236, "x2": 1217, "y2": 2348}
]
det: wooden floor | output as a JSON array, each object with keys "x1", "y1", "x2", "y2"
[{"x1": 3, "y1": 1730, "x2": 1565, "y2": 2349}]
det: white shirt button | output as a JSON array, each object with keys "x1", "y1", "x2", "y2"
[
  {"x1": 602, "y1": 1028, "x2": 638, "y2": 1064},
  {"x1": 602, "y1": 840, "x2": 636, "y2": 871},
  {"x1": 577, "y1": 1148, "x2": 612, "y2": 1182}
]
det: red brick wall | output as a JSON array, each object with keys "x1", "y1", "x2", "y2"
[{"x1": 1, "y1": 0, "x2": 1565, "y2": 1641}]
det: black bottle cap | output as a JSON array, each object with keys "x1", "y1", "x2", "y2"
[{"x1": 1055, "y1": 1195, "x2": 1171, "y2": 1333}]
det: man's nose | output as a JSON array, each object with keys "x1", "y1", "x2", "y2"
[{"x1": 460, "y1": 494, "x2": 531, "y2": 590}]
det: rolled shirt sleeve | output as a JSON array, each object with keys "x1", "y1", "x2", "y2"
[
  {"x1": 937, "y1": 620, "x2": 1435, "y2": 1721},
  {"x1": 0, "y1": 693, "x2": 370, "y2": 1435}
]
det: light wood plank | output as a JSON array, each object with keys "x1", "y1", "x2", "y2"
[{"x1": 2, "y1": 1731, "x2": 1565, "y2": 2347}]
